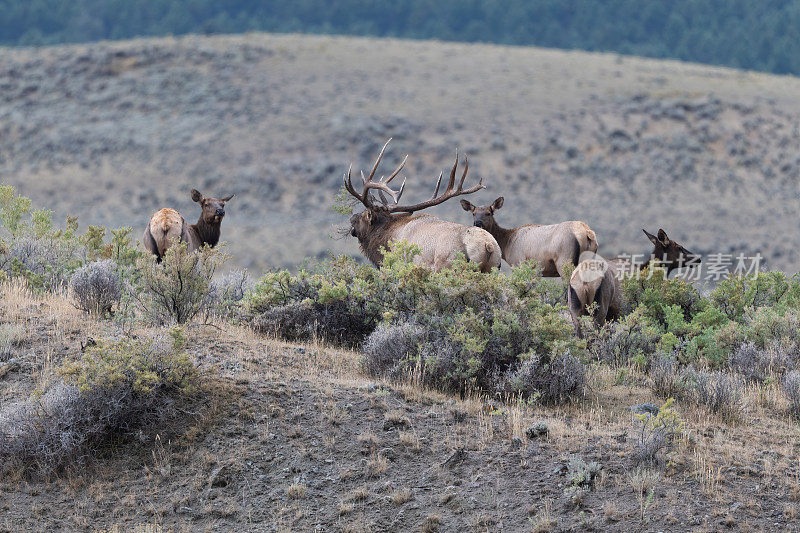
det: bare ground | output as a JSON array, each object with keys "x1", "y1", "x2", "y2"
[{"x1": 2, "y1": 283, "x2": 800, "y2": 532}]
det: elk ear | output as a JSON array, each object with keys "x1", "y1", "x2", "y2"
[
  {"x1": 220, "y1": 194, "x2": 235, "y2": 202},
  {"x1": 643, "y1": 229, "x2": 659, "y2": 246},
  {"x1": 657, "y1": 229, "x2": 670, "y2": 245},
  {"x1": 492, "y1": 197, "x2": 504, "y2": 210},
  {"x1": 190, "y1": 189, "x2": 203, "y2": 203},
  {"x1": 460, "y1": 199, "x2": 474, "y2": 212}
]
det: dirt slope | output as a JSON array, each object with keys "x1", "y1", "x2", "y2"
[{"x1": 2, "y1": 285, "x2": 800, "y2": 532}]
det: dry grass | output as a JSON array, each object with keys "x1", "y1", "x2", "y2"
[
  {"x1": 365, "y1": 453, "x2": 388, "y2": 478},
  {"x1": 389, "y1": 488, "x2": 412, "y2": 505},
  {"x1": 286, "y1": 483, "x2": 307, "y2": 499},
  {"x1": 398, "y1": 430, "x2": 421, "y2": 451}
]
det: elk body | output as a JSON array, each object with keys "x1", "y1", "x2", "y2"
[
  {"x1": 608, "y1": 228, "x2": 701, "y2": 277},
  {"x1": 345, "y1": 141, "x2": 501, "y2": 272},
  {"x1": 143, "y1": 189, "x2": 234, "y2": 261},
  {"x1": 567, "y1": 257, "x2": 621, "y2": 338},
  {"x1": 460, "y1": 197, "x2": 597, "y2": 277}
]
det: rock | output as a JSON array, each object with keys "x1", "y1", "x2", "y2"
[
  {"x1": 526, "y1": 421, "x2": 549, "y2": 440},
  {"x1": 510, "y1": 436, "x2": 523, "y2": 449},
  {"x1": 630, "y1": 402, "x2": 660, "y2": 416}
]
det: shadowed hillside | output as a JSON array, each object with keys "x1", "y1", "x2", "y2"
[{"x1": 2, "y1": 33, "x2": 800, "y2": 273}]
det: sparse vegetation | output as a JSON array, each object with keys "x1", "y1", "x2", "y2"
[
  {"x1": 632, "y1": 399, "x2": 684, "y2": 467},
  {"x1": 0, "y1": 329, "x2": 198, "y2": 476}
]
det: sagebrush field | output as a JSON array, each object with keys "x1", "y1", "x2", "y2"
[{"x1": 2, "y1": 33, "x2": 800, "y2": 533}]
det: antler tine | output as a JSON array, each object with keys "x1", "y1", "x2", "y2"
[
  {"x1": 429, "y1": 171, "x2": 443, "y2": 200},
  {"x1": 457, "y1": 156, "x2": 469, "y2": 190},
  {"x1": 387, "y1": 152, "x2": 483, "y2": 214},
  {"x1": 343, "y1": 165, "x2": 359, "y2": 198},
  {"x1": 384, "y1": 154, "x2": 407, "y2": 184},
  {"x1": 446, "y1": 151, "x2": 458, "y2": 191},
  {"x1": 367, "y1": 138, "x2": 392, "y2": 183},
  {"x1": 365, "y1": 176, "x2": 405, "y2": 205},
  {"x1": 377, "y1": 189, "x2": 389, "y2": 206},
  {"x1": 360, "y1": 170, "x2": 367, "y2": 186}
]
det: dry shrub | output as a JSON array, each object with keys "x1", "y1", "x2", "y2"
[
  {"x1": 0, "y1": 329, "x2": 198, "y2": 476},
  {"x1": 783, "y1": 370, "x2": 800, "y2": 420},
  {"x1": 686, "y1": 369, "x2": 746, "y2": 423},
  {"x1": 650, "y1": 353, "x2": 686, "y2": 399},
  {"x1": 70, "y1": 259, "x2": 121, "y2": 316}
]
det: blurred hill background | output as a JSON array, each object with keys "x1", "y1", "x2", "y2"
[
  {"x1": 1, "y1": 33, "x2": 799, "y2": 274},
  {"x1": 2, "y1": 1, "x2": 800, "y2": 274},
  {"x1": 2, "y1": 0, "x2": 800, "y2": 76}
]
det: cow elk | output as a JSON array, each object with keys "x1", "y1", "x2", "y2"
[
  {"x1": 460, "y1": 196, "x2": 597, "y2": 277},
  {"x1": 143, "y1": 189, "x2": 234, "y2": 261},
  {"x1": 344, "y1": 140, "x2": 501, "y2": 272},
  {"x1": 567, "y1": 256, "x2": 621, "y2": 338},
  {"x1": 608, "y1": 228, "x2": 701, "y2": 277}
]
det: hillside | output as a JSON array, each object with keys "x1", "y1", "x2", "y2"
[
  {"x1": 3, "y1": 281, "x2": 800, "y2": 531},
  {"x1": 2, "y1": 33, "x2": 800, "y2": 275}
]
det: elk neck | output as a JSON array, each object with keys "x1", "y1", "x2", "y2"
[
  {"x1": 190, "y1": 215, "x2": 222, "y2": 247},
  {"x1": 483, "y1": 223, "x2": 514, "y2": 258},
  {"x1": 359, "y1": 212, "x2": 417, "y2": 266}
]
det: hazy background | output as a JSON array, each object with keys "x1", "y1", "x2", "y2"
[{"x1": 1, "y1": 3, "x2": 799, "y2": 273}]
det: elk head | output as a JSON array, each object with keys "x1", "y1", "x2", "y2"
[
  {"x1": 344, "y1": 139, "x2": 484, "y2": 243},
  {"x1": 460, "y1": 196, "x2": 504, "y2": 231},
  {"x1": 191, "y1": 189, "x2": 234, "y2": 225},
  {"x1": 643, "y1": 228, "x2": 701, "y2": 274}
]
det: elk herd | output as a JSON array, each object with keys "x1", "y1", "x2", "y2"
[{"x1": 142, "y1": 139, "x2": 700, "y2": 337}]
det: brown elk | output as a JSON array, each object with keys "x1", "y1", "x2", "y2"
[
  {"x1": 570, "y1": 228, "x2": 701, "y2": 337},
  {"x1": 345, "y1": 140, "x2": 501, "y2": 272},
  {"x1": 143, "y1": 189, "x2": 234, "y2": 261},
  {"x1": 567, "y1": 257, "x2": 621, "y2": 338},
  {"x1": 608, "y1": 228, "x2": 701, "y2": 277},
  {"x1": 460, "y1": 197, "x2": 597, "y2": 276}
]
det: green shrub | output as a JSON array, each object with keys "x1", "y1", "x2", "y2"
[
  {"x1": 136, "y1": 242, "x2": 227, "y2": 324},
  {"x1": 633, "y1": 398, "x2": 684, "y2": 466},
  {"x1": 620, "y1": 266, "x2": 701, "y2": 328},
  {"x1": 710, "y1": 272, "x2": 800, "y2": 321},
  {"x1": 0, "y1": 185, "x2": 141, "y2": 292},
  {"x1": 246, "y1": 255, "x2": 381, "y2": 345},
  {"x1": 60, "y1": 328, "x2": 197, "y2": 395}
]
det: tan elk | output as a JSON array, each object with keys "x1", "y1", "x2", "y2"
[
  {"x1": 608, "y1": 228, "x2": 701, "y2": 278},
  {"x1": 344, "y1": 140, "x2": 501, "y2": 272},
  {"x1": 567, "y1": 256, "x2": 621, "y2": 338},
  {"x1": 460, "y1": 197, "x2": 597, "y2": 276},
  {"x1": 143, "y1": 189, "x2": 234, "y2": 261}
]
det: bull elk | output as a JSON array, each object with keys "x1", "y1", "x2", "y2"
[
  {"x1": 608, "y1": 228, "x2": 701, "y2": 277},
  {"x1": 344, "y1": 140, "x2": 501, "y2": 272},
  {"x1": 567, "y1": 257, "x2": 621, "y2": 338},
  {"x1": 460, "y1": 197, "x2": 597, "y2": 277},
  {"x1": 143, "y1": 189, "x2": 234, "y2": 261}
]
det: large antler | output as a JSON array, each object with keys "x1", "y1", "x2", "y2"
[
  {"x1": 343, "y1": 139, "x2": 484, "y2": 213},
  {"x1": 386, "y1": 150, "x2": 483, "y2": 213},
  {"x1": 343, "y1": 139, "x2": 408, "y2": 209}
]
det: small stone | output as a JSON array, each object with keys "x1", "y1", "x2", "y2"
[{"x1": 630, "y1": 402, "x2": 660, "y2": 415}]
